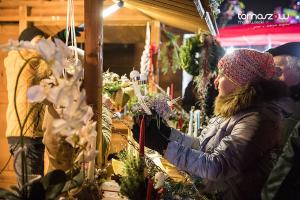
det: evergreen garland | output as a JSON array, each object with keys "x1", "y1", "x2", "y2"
[{"x1": 160, "y1": 30, "x2": 181, "y2": 74}]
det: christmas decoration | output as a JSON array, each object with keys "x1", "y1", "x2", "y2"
[{"x1": 160, "y1": 30, "x2": 181, "y2": 74}]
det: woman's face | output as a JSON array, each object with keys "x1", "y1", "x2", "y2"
[{"x1": 214, "y1": 74, "x2": 238, "y2": 96}]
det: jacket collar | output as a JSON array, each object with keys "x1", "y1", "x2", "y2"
[{"x1": 214, "y1": 80, "x2": 290, "y2": 118}]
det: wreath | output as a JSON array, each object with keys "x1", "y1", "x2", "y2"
[{"x1": 179, "y1": 35, "x2": 204, "y2": 76}]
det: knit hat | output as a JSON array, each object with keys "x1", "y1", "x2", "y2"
[
  {"x1": 218, "y1": 49, "x2": 275, "y2": 86},
  {"x1": 267, "y1": 42, "x2": 300, "y2": 58},
  {"x1": 18, "y1": 27, "x2": 49, "y2": 42}
]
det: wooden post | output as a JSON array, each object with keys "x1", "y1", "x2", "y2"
[
  {"x1": 19, "y1": 6, "x2": 28, "y2": 34},
  {"x1": 150, "y1": 20, "x2": 161, "y2": 92},
  {"x1": 84, "y1": 0, "x2": 103, "y2": 176}
]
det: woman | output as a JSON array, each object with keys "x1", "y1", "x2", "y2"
[{"x1": 133, "y1": 49, "x2": 294, "y2": 200}]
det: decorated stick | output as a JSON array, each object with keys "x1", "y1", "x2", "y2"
[{"x1": 139, "y1": 115, "x2": 145, "y2": 156}]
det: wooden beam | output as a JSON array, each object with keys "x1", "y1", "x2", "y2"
[
  {"x1": 18, "y1": 5, "x2": 28, "y2": 34},
  {"x1": 125, "y1": 0, "x2": 201, "y2": 20},
  {"x1": 139, "y1": 0, "x2": 199, "y2": 17},
  {"x1": 150, "y1": 20, "x2": 161, "y2": 92},
  {"x1": 26, "y1": 16, "x2": 84, "y2": 22},
  {"x1": 154, "y1": 0, "x2": 196, "y2": 11},
  {"x1": 125, "y1": 2, "x2": 207, "y2": 32},
  {"x1": 0, "y1": 0, "x2": 114, "y2": 8},
  {"x1": 0, "y1": 16, "x2": 19, "y2": 21},
  {"x1": 84, "y1": 0, "x2": 103, "y2": 173}
]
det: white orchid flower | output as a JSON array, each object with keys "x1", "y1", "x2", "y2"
[
  {"x1": 35, "y1": 39, "x2": 56, "y2": 62},
  {"x1": 54, "y1": 38, "x2": 72, "y2": 58},
  {"x1": 52, "y1": 118, "x2": 84, "y2": 137},
  {"x1": 75, "y1": 149, "x2": 98, "y2": 163},
  {"x1": 27, "y1": 85, "x2": 47, "y2": 103},
  {"x1": 0, "y1": 40, "x2": 35, "y2": 51}
]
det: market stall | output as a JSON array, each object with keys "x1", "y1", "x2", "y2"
[{"x1": 0, "y1": 0, "x2": 222, "y2": 199}]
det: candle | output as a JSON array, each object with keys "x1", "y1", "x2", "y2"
[
  {"x1": 193, "y1": 110, "x2": 201, "y2": 137},
  {"x1": 170, "y1": 83, "x2": 174, "y2": 100},
  {"x1": 146, "y1": 178, "x2": 154, "y2": 200},
  {"x1": 166, "y1": 87, "x2": 170, "y2": 98},
  {"x1": 188, "y1": 107, "x2": 194, "y2": 136},
  {"x1": 139, "y1": 115, "x2": 145, "y2": 156}
]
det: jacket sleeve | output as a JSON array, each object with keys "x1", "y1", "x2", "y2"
[
  {"x1": 164, "y1": 113, "x2": 266, "y2": 181},
  {"x1": 169, "y1": 128, "x2": 201, "y2": 150}
]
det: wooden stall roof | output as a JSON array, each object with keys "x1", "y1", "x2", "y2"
[{"x1": 0, "y1": 0, "x2": 214, "y2": 43}]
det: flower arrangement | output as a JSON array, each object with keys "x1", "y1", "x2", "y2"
[
  {"x1": 0, "y1": 38, "x2": 111, "y2": 199},
  {"x1": 130, "y1": 94, "x2": 175, "y2": 122},
  {"x1": 103, "y1": 71, "x2": 134, "y2": 108}
]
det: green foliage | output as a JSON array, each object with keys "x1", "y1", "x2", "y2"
[
  {"x1": 103, "y1": 82, "x2": 122, "y2": 97},
  {"x1": 102, "y1": 106, "x2": 112, "y2": 160},
  {"x1": 179, "y1": 35, "x2": 204, "y2": 76},
  {"x1": 120, "y1": 155, "x2": 146, "y2": 200},
  {"x1": 160, "y1": 31, "x2": 181, "y2": 74},
  {"x1": 0, "y1": 170, "x2": 72, "y2": 200}
]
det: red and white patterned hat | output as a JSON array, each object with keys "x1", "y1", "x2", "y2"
[{"x1": 218, "y1": 49, "x2": 275, "y2": 86}]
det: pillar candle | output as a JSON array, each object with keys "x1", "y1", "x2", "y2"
[
  {"x1": 146, "y1": 178, "x2": 154, "y2": 200},
  {"x1": 170, "y1": 83, "x2": 174, "y2": 100},
  {"x1": 166, "y1": 87, "x2": 170, "y2": 98},
  {"x1": 188, "y1": 107, "x2": 194, "y2": 136},
  {"x1": 193, "y1": 110, "x2": 201, "y2": 137}
]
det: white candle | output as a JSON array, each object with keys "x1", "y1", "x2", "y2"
[
  {"x1": 194, "y1": 110, "x2": 201, "y2": 137},
  {"x1": 188, "y1": 107, "x2": 194, "y2": 136},
  {"x1": 166, "y1": 87, "x2": 170, "y2": 98}
]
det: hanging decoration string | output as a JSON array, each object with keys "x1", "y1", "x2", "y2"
[{"x1": 66, "y1": 0, "x2": 78, "y2": 63}]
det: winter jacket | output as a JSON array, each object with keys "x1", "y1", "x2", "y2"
[
  {"x1": 261, "y1": 84, "x2": 300, "y2": 200},
  {"x1": 5, "y1": 49, "x2": 50, "y2": 138},
  {"x1": 281, "y1": 83, "x2": 300, "y2": 143},
  {"x1": 261, "y1": 121, "x2": 300, "y2": 200},
  {"x1": 164, "y1": 80, "x2": 293, "y2": 200}
]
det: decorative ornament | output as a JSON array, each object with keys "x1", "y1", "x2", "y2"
[
  {"x1": 140, "y1": 22, "x2": 151, "y2": 79},
  {"x1": 160, "y1": 30, "x2": 181, "y2": 74}
]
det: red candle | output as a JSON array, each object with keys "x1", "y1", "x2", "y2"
[
  {"x1": 139, "y1": 115, "x2": 145, "y2": 156},
  {"x1": 146, "y1": 178, "x2": 154, "y2": 200}
]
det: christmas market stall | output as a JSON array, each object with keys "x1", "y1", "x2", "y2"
[{"x1": 0, "y1": 0, "x2": 228, "y2": 199}]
